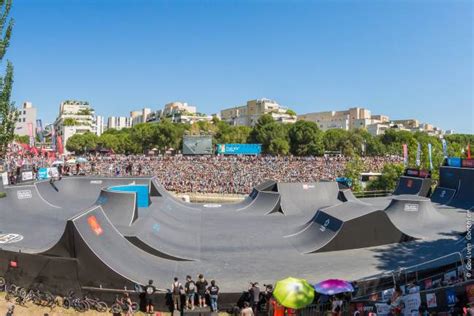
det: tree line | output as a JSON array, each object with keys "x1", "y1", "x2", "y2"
[{"x1": 66, "y1": 114, "x2": 473, "y2": 161}]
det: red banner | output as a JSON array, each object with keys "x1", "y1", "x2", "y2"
[
  {"x1": 56, "y1": 135, "x2": 63, "y2": 155},
  {"x1": 462, "y1": 159, "x2": 474, "y2": 168}
]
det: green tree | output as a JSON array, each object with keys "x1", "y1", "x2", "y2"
[
  {"x1": 288, "y1": 120, "x2": 324, "y2": 156},
  {"x1": 14, "y1": 134, "x2": 28, "y2": 144},
  {"x1": 0, "y1": 0, "x2": 15, "y2": 155},
  {"x1": 286, "y1": 109, "x2": 297, "y2": 116},
  {"x1": 65, "y1": 132, "x2": 98, "y2": 154},
  {"x1": 250, "y1": 115, "x2": 290, "y2": 155},
  {"x1": 130, "y1": 123, "x2": 156, "y2": 152},
  {"x1": 343, "y1": 155, "x2": 365, "y2": 192},
  {"x1": 63, "y1": 118, "x2": 78, "y2": 126},
  {"x1": 366, "y1": 163, "x2": 405, "y2": 191}
]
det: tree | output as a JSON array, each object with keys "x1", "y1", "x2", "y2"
[
  {"x1": 366, "y1": 163, "x2": 405, "y2": 191},
  {"x1": 65, "y1": 132, "x2": 98, "y2": 154},
  {"x1": 130, "y1": 123, "x2": 156, "y2": 152},
  {"x1": 343, "y1": 155, "x2": 365, "y2": 192},
  {"x1": 288, "y1": 120, "x2": 324, "y2": 156},
  {"x1": 0, "y1": 0, "x2": 15, "y2": 155}
]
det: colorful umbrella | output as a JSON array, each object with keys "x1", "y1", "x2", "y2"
[
  {"x1": 273, "y1": 277, "x2": 314, "y2": 309},
  {"x1": 313, "y1": 279, "x2": 354, "y2": 295}
]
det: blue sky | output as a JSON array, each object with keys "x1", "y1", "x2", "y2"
[{"x1": 7, "y1": 0, "x2": 473, "y2": 133}]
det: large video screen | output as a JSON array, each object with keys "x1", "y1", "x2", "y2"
[{"x1": 182, "y1": 135, "x2": 213, "y2": 155}]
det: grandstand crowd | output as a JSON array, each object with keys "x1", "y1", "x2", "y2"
[{"x1": 2, "y1": 152, "x2": 403, "y2": 194}]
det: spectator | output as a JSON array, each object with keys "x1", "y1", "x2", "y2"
[
  {"x1": 185, "y1": 275, "x2": 196, "y2": 310},
  {"x1": 208, "y1": 280, "x2": 219, "y2": 312},
  {"x1": 248, "y1": 282, "x2": 261, "y2": 314},
  {"x1": 196, "y1": 274, "x2": 208, "y2": 308},
  {"x1": 144, "y1": 279, "x2": 156, "y2": 314},
  {"x1": 171, "y1": 277, "x2": 183, "y2": 311},
  {"x1": 240, "y1": 301, "x2": 254, "y2": 316}
]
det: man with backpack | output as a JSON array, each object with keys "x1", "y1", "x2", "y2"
[
  {"x1": 185, "y1": 275, "x2": 196, "y2": 310},
  {"x1": 171, "y1": 277, "x2": 183, "y2": 311}
]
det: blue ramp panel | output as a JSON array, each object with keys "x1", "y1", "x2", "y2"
[{"x1": 109, "y1": 185, "x2": 149, "y2": 208}]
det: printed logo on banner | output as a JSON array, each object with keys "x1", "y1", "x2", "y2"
[
  {"x1": 375, "y1": 303, "x2": 390, "y2": 315},
  {"x1": 445, "y1": 288, "x2": 456, "y2": 306},
  {"x1": 203, "y1": 204, "x2": 222, "y2": 208},
  {"x1": 17, "y1": 190, "x2": 32, "y2": 200},
  {"x1": 87, "y1": 215, "x2": 103, "y2": 236},
  {"x1": 440, "y1": 190, "x2": 446, "y2": 198},
  {"x1": 21, "y1": 171, "x2": 33, "y2": 181},
  {"x1": 90, "y1": 180, "x2": 103, "y2": 184},
  {"x1": 407, "y1": 179, "x2": 413, "y2": 188},
  {"x1": 426, "y1": 293, "x2": 437, "y2": 308},
  {"x1": 320, "y1": 219, "x2": 330, "y2": 232},
  {"x1": 302, "y1": 184, "x2": 315, "y2": 190},
  {"x1": 0, "y1": 234, "x2": 24, "y2": 244},
  {"x1": 402, "y1": 292, "x2": 421, "y2": 315},
  {"x1": 404, "y1": 203, "x2": 419, "y2": 212}
]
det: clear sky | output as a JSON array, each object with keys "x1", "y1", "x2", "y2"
[{"x1": 7, "y1": 0, "x2": 473, "y2": 133}]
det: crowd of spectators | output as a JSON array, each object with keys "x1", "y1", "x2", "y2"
[{"x1": 2, "y1": 149, "x2": 403, "y2": 194}]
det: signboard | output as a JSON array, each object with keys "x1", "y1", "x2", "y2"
[
  {"x1": 447, "y1": 157, "x2": 461, "y2": 167},
  {"x1": 217, "y1": 143, "x2": 262, "y2": 155},
  {"x1": 426, "y1": 293, "x2": 437, "y2": 308},
  {"x1": 1, "y1": 172, "x2": 8, "y2": 186},
  {"x1": 466, "y1": 284, "x2": 474, "y2": 303},
  {"x1": 182, "y1": 135, "x2": 213, "y2": 155},
  {"x1": 445, "y1": 288, "x2": 456, "y2": 306},
  {"x1": 462, "y1": 158, "x2": 474, "y2": 168},
  {"x1": 17, "y1": 190, "x2": 32, "y2": 200},
  {"x1": 21, "y1": 171, "x2": 33, "y2": 182},
  {"x1": 375, "y1": 303, "x2": 390, "y2": 315},
  {"x1": 38, "y1": 168, "x2": 49, "y2": 180},
  {"x1": 404, "y1": 203, "x2": 419, "y2": 212}
]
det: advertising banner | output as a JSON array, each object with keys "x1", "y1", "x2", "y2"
[
  {"x1": 416, "y1": 143, "x2": 421, "y2": 167},
  {"x1": 447, "y1": 157, "x2": 461, "y2": 167},
  {"x1": 37, "y1": 168, "x2": 49, "y2": 180},
  {"x1": 428, "y1": 143, "x2": 433, "y2": 170},
  {"x1": 217, "y1": 144, "x2": 262, "y2": 155},
  {"x1": 466, "y1": 284, "x2": 474, "y2": 303},
  {"x1": 445, "y1": 288, "x2": 456, "y2": 306},
  {"x1": 402, "y1": 292, "x2": 421, "y2": 316},
  {"x1": 36, "y1": 119, "x2": 44, "y2": 143},
  {"x1": 403, "y1": 144, "x2": 408, "y2": 166},
  {"x1": 462, "y1": 159, "x2": 474, "y2": 168},
  {"x1": 426, "y1": 293, "x2": 437, "y2": 308},
  {"x1": 182, "y1": 135, "x2": 213, "y2": 155},
  {"x1": 442, "y1": 139, "x2": 448, "y2": 158},
  {"x1": 21, "y1": 171, "x2": 33, "y2": 182},
  {"x1": 1, "y1": 172, "x2": 8, "y2": 186}
]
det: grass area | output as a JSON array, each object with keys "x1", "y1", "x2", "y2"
[{"x1": 0, "y1": 192, "x2": 6, "y2": 198}]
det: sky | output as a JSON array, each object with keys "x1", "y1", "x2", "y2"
[{"x1": 7, "y1": 0, "x2": 473, "y2": 133}]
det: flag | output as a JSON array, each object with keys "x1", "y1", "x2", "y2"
[
  {"x1": 57, "y1": 135, "x2": 64, "y2": 155},
  {"x1": 442, "y1": 139, "x2": 448, "y2": 158},
  {"x1": 403, "y1": 144, "x2": 408, "y2": 166},
  {"x1": 51, "y1": 127, "x2": 56, "y2": 151},
  {"x1": 428, "y1": 143, "x2": 433, "y2": 170},
  {"x1": 36, "y1": 119, "x2": 44, "y2": 143},
  {"x1": 27, "y1": 122, "x2": 34, "y2": 147},
  {"x1": 468, "y1": 143, "x2": 471, "y2": 159},
  {"x1": 416, "y1": 143, "x2": 421, "y2": 167}
]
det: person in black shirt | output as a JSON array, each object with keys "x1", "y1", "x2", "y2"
[
  {"x1": 185, "y1": 275, "x2": 196, "y2": 310},
  {"x1": 248, "y1": 282, "x2": 260, "y2": 314},
  {"x1": 196, "y1": 274, "x2": 208, "y2": 308},
  {"x1": 207, "y1": 280, "x2": 219, "y2": 312},
  {"x1": 144, "y1": 279, "x2": 156, "y2": 314}
]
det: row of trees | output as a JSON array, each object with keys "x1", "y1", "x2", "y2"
[{"x1": 66, "y1": 114, "x2": 473, "y2": 162}]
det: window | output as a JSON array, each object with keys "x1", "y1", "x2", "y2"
[
  {"x1": 23, "y1": 110, "x2": 26, "y2": 115},
  {"x1": 23, "y1": 118, "x2": 26, "y2": 122}
]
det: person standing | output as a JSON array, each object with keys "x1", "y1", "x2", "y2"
[
  {"x1": 207, "y1": 280, "x2": 219, "y2": 312},
  {"x1": 240, "y1": 302, "x2": 254, "y2": 316},
  {"x1": 144, "y1": 280, "x2": 156, "y2": 314},
  {"x1": 248, "y1": 282, "x2": 261, "y2": 314},
  {"x1": 196, "y1": 274, "x2": 208, "y2": 308},
  {"x1": 171, "y1": 277, "x2": 183, "y2": 311},
  {"x1": 185, "y1": 275, "x2": 196, "y2": 310}
]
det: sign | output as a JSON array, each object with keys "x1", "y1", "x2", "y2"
[
  {"x1": 37, "y1": 168, "x2": 49, "y2": 180},
  {"x1": 382, "y1": 288, "x2": 394, "y2": 302},
  {"x1": 375, "y1": 303, "x2": 390, "y2": 315},
  {"x1": 87, "y1": 215, "x2": 103, "y2": 236},
  {"x1": 21, "y1": 171, "x2": 33, "y2": 181},
  {"x1": 466, "y1": 284, "x2": 474, "y2": 303},
  {"x1": 462, "y1": 158, "x2": 474, "y2": 168},
  {"x1": 1, "y1": 172, "x2": 8, "y2": 186},
  {"x1": 183, "y1": 135, "x2": 213, "y2": 155},
  {"x1": 404, "y1": 203, "x2": 419, "y2": 212},
  {"x1": 0, "y1": 233, "x2": 24, "y2": 244},
  {"x1": 90, "y1": 180, "x2": 103, "y2": 184},
  {"x1": 445, "y1": 288, "x2": 456, "y2": 306},
  {"x1": 302, "y1": 184, "x2": 315, "y2": 190},
  {"x1": 402, "y1": 292, "x2": 421, "y2": 316},
  {"x1": 17, "y1": 190, "x2": 32, "y2": 200},
  {"x1": 217, "y1": 143, "x2": 262, "y2": 155},
  {"x1": 203, "y1": 204, "x2": 222, "y2": 208},
  {"x1": 426, "y1": 293, "x2": 437, "y2": 308}
]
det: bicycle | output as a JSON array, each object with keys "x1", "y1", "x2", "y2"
[
  {"x1": 83, "y1": 294, "x2": 108, "y2": 312},
  {"x1": 62, "y1": 290, "x2": 87, "y2": 313},
  {"x1": 110, "y1": 294, "x2": 139, "y2": 314}
]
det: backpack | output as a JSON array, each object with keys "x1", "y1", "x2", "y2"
[
  {"x1": 173, "y1": 282, "x2": 181, "y2": 295},
  {"x1": 188, "y1": 281, "x2": 195, "y2": 291}
]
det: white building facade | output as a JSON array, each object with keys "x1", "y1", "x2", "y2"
[{"x1": 15, "y1": 101, "x2": 37, "y2": 137}]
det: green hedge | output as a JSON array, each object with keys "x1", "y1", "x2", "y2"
[{"x1": 0, "y1": 192, "x2": 6, "y2": 198}]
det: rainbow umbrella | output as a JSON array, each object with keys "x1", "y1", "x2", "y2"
[
  {"x1": 313, "y1": 279, "x2": 354, "y2": 295},
  {"x1": 273, "y1": 277, "x2": 315, "y2": 309}
]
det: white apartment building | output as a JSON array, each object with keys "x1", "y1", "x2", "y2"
[
  {"x1": 130, "y1": 108, "x2": 152, "y2": 126},
  {"x1": 96, "y1": 116, "x2": 105, "y2": 136},
  {"x1": 107, "y1": 116, "x2": 131, "y2": 130},
  {"x1": 54, "y1": 100, "x2": 96, "y2": 154},
  {"x1": 15, "y1": 101, "x2": 37, "y2": 137},
  {"x1": 221, "y1": 98, "x2": 297, "y2": 126}
]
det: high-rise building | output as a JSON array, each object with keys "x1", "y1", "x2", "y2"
[
  {"x1": 53, "y1": 100, "x2": 96, "y2": 154},
  {"x1": 96, "y1": 115, "x2": 105, "y2": 136},
  {"x1": 130, "y1": 108, "x2": 151, "y2": 126},
  {"x1": 220, "y1": 98, "x2": 297, "y2": 126},
  {"x1": 107, "y1": 116, "x2": 131, "y2": 130},
  {"x1": 15, "y1": 101, "x2": 37, "y2": 137}
]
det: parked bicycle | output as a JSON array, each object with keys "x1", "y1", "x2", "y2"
[
  {"x1": 110, "y1": 294, "x2": 139, "y2": 314},
  {"x1": 62, "y1": 290, "x2": 88, "y2": 313}
]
